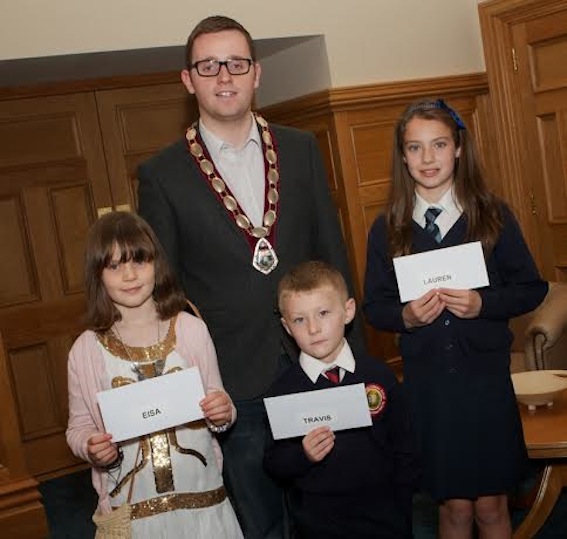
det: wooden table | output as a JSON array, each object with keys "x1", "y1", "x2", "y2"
[{"x1": 514, "y1": 390, "x2": 567, "y2": 538}]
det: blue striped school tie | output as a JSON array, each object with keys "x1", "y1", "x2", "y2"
[{"x1": 424, "y1": 207, "x2": 442, "y2": 243}]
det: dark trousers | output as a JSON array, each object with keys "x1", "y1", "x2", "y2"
[
  {"x1": 292, "y1": 490, "x2": 412, "y2": 539},
  {"x1": 220, "y1": 398, "x2": 287, "y2": 538},
  {"x1": 220, "y1": 352, "x2": 294, "y2": 538}
]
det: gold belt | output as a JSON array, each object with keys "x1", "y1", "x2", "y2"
[{"x1": 126, "y1": 486, "x2": 226, "y2": 520}]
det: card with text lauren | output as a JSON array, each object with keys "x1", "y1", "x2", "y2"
[
  {"x1": 393, "y1": 241, "x2": 489, "y2": 303},
  {"x1": 263, "y1": 383, "x2": 372, "y2": 440},
  {"x1": 97, "y1": 367, "x2": 205, "y2": 442}
]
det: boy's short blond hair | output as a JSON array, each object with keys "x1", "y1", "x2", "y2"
[{"x1": 278, "y1": 260, "x2": 349, "y2": 313}]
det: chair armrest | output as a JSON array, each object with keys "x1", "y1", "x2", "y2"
[{"x1": 525, "y1": 282, "x2": 567, "y2": 370}]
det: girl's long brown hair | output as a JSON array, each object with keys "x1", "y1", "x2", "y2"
[
  {"x1": 386, "y1": 98, "x2": 502, "y2": 258},
  {"x1": 84, "y1": 211, "x2": 186, "y2": 331}
]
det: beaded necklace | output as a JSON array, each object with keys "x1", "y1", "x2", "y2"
[{"x1": 185, "y1": 113, "x2": 280, "y2": 274}]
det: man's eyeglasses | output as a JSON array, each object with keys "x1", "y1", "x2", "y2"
[{"x1": 191, "y1": 58, "x2": 254, "y2": 77}]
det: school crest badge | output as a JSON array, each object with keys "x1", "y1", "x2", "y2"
[{"x1": 365, "y1": 383, "x2": 386, "y2": 417}]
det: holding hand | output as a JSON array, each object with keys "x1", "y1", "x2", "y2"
[
  {"x1": 402, "y1": 289, "x2": 445, "y2": 329},
  {"x1": 200, "y1": 390, "x2": 233, "y2": 427},
  {"x1": 87, "y1": 432, "x2": 119, "y2": 468},
  {"x1": 437, "y1": 288, "x2": 482, "y2": 319},
  {"x1": 302, "y1": 426, "x2": 335, "y2": 463}
]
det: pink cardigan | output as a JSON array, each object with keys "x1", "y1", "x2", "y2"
[{"x1": 65, "y1": 312, "x2": 236, "y2": 515}]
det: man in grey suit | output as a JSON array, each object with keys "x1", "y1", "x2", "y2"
[{"x1": 137, "y1": 15, "x2": 362, "y2": 538}]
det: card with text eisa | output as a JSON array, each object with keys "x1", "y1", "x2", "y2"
[{"x1": 97, "y1": 367, "x2": 205, "y2": 442}]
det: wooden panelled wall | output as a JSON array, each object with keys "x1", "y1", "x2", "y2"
[
  {"x1": 262, "y1": 72, "x2": 497, "y2": 362},
  {"x1": 0, "y1": 75, "x2": 197, "y2": 538},
  {"x1": 0, "y1": 71, "x2": 495, "y2": 537}
]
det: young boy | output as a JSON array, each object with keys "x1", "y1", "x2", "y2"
[{"x1": 264, "y1": 261, "x2": 418, "y2": 538}]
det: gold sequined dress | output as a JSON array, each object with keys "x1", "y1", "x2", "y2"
[{"x1": 97, "y1": 316, "x2": 243, "y2": 538}]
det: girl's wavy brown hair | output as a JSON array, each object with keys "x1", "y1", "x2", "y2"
[
  {"x1": 386, "y1": 98, "x2": 502, "y2": 259},
  {"x1": 84, "y1": 211, "x2": 186, "y2": 331}
]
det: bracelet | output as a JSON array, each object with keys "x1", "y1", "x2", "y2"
[
  {"x1": 206, "y1": 418, "x2": 231, "y2": 433},
  {"x1": 100, "y1": 447, "x2": 124, "y2": 471}
]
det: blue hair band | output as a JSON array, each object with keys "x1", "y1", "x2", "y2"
[
  {"x1": 407, "y1": 99, "x2": 466, "y2": 131},
  {"x1": 435, "y1": 99, "x2": 466, "y2": 130}
]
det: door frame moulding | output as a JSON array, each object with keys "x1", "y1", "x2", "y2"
[{"x1": 478, "y1": 0, "x2": 567, "y2": 251}]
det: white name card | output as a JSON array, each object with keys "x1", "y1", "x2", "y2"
[
  {"x1": 393, "y1": 241, "x2": 489, "y2": 303},
  {"x1": 263, "y1": 383, "x2": 372, "y2": 440},
  {"x1": 97, "y1": 367, "x2": 205, "y2": 442}
]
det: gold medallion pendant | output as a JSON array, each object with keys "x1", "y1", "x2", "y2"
[{"x1": 252, "y1": 237, "x2": 278, "y2": 275}]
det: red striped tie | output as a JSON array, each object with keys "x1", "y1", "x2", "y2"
[{"x1": 325, "y1": 366, "x2": 341, "y2": 384}]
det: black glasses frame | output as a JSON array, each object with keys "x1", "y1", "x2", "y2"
[{"x1": 191, "y1": 58, "x2": 254, "y2": 77}]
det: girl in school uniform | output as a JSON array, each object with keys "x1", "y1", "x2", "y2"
[{"x1": 363, "y1": 98, "x2": 548, "y2": 538}]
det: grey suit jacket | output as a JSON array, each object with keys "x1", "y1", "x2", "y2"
[{"x1": 138, "y1": 123, "x2": 362, "y2": 400}]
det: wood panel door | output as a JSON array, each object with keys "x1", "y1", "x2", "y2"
[
  {"x1": 513, "y1": 7, "x2": 567, "y2": 279},
  {"x1": 96, "y1": 82, "x2": 198, "y2": 211},
  {"x1": 0, "y1": 92, "x2": 112, "y2": 479},
  {"x1": 480, "y1": 0, "x2": 567, "y2": 280}
]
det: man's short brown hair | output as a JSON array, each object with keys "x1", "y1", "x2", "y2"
[
  {"x1": 278, "y1": 260, "x2": 349, "y2": 314},
  {"x1": 185, "y1": 15, "x2": 256, "y2": 69}
]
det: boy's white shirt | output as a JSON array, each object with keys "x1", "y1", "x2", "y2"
[
  {"x1": 299, "y1": 340, "x2": 356, "y2": 384},
  {"x1": 413, "y1": 186, "x2": 463, "y2": 240}
]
